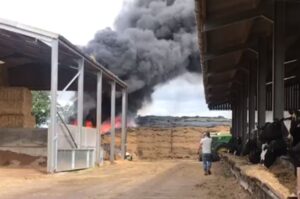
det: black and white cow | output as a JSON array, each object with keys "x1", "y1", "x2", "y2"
[
  {"x1": 290, "y1": 110, "x2": 300, "y2": 146},
  {"x1": 244, "y1": 110, "x2": 300, "y2": 172},
  {"x1": 242, "y1": 130, "x2": 262, "y2": 164},
  {"x1": 247, "y1": 139, "x2": 261, "y2": 164},
  {"x1": 259, "y1": 119, "x2": 289, "y2": 168},
  {"x1": 260, "y1": 143, "x2": 268, "y2": 163},
  {"x1": 228, "y1": 136, "x2": 242, "y2": 156},
  {"x1": 263, "y1": 139, "x2": 287, "y2": 168},
  {"x1": 287, "y1": 110, "x2": 300, "y2": 174}
]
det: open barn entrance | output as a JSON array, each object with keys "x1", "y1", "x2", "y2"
[{"x1": 0, "y1": 18, "x2": 128, "y2": 173}]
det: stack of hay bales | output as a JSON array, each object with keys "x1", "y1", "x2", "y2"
[
  {"x1": 0, "y1": 87, "x2": 35, "y2": 128},
  {"x1": 102, "y1": 127, "x2": 205, "y2": 160},
  {"x1": 102, "y1": 126, "x2": 230, "y2": 160}
]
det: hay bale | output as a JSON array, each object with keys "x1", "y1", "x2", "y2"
[
  {"x1": 24, "y1": 115, "x2": 36, "y2": 128},
  {"x1": 0, "y1": 66, "x2": 8, "y2": 86},
  {"x1": 0, "y1": 114, "x2": 35, "y2": 128},
  {"x1": 0, "y1": 101, "x2": 32, "y2": 115},
  {"x1": 0, "y1": 87, "x2": 36, "y2": 128},
  {"x1": 0, "y1": 87, "x2": 32, "y2": 115},
  {"x1": 0, "y1": 87, "x2": 32, "y2": 102}
]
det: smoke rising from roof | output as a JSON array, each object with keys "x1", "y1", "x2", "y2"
[{"x1": 84, "y1": 0, "x2": 200, "y2": 114}]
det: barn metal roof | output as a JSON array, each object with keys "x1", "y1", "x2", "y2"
[
  {"x1": 195, "y1": 0, "x2": 300, "y2": 110},
  {"x1": 0, "y1": 18, "x2": 127, "y2": 90}
]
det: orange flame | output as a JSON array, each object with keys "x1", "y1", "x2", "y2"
[
  {"x1": 71, "y1": 115, "x2": 135, "y2": 134},
  {"x1": 101, "y1": 116, "x2": 122, "y2": 134}
]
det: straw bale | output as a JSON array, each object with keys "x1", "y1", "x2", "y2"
[
  {"x1": 0, "y1": 101, "x2": 32, "y2": 115},
  {"x1": 0, "y1": 87, "x2": 32, "y2": 102},
  {"x1": 0, "y1": 87, "x2": 32, "y2": 115},
  {"x1": 0, "y1": 66, "x2": 8, "y2": 86},
  {"x1": 0, "y1": 114, "x2": 36, "y2": 128}
]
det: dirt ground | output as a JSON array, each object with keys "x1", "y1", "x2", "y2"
[{"x1": 0, "y1": 160, "x2": 250, "y2": 199}]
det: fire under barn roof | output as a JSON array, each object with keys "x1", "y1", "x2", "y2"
[
  {"x1": 0, "y1": 18, "x2": 128, "y2": 173},
  {"x1": 195, "y1": 0, "x2": 300, "y2": 137}
]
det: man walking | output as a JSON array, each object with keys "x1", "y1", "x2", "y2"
[{"x1": 199, "y1": 132, "x2": 212, "y2": 175}]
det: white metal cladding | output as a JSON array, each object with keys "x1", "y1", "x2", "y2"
[
  {"x1": 57, "y1": 125, "x2": 97, "y2": 149},
  {"x1": 56, "y1": 149, "x2": 94, "y2": 172}
]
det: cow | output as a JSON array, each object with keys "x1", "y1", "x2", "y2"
[
  {"x1": 228, "y1": 136, "x2": 242, "y2": 156},
  {"x1": 241, "y1": 130, "x2": 262, "y2": 164},
  {"x1": 288, "y1": 143, "x2": 300, "y2": 175},
  {"x1": 263, "y1": 139, "x2": 287, "y2": 168},
  {"x1": 289, "y1": 110, "x2": 300, "y2": 146},
  {"x1": 259, "y1": 119, "x2": 288, "y2": 143},
  {"x1": 287, "y1": 110, "x2": 300, "y2": 174},
  {"x1": 260, "y1": 143, "x2": 268, "y2": 163},
  {"x1": 242, "y1": 110, "x2": 300, "y2": 173},
  {"x1": 242, "y1": 138, "x2": 257, "y2": 156},
  {"x1": 258, "y1": 119, "x2": 289, "y2": 168},
  {"x1": 247, "y1": 140, "x2": 261, "y2": 164}
]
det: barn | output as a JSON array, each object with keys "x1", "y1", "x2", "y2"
[{"x1": 0, "y1": 18, "x2": 128, "y2": 173}]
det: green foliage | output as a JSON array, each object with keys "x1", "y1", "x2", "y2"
[{"x1": 32, "y1": 91, "x2": 50, "y2": 127}]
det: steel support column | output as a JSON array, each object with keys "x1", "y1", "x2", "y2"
[
  {"x1": 78, "y1": 58, "x2": 84, "y2": 148},
  {"x1": 272, "y1": 0, "x2": 286, "y2": 120},
  {"x1": 121, "y1": 89, "x2": 128, "y2": 159},
  {"x1": 231, "y1": 105, "x2": 235, "y2": 137},
  {"x1": 96, "y1": 71, "x2": 103, "y2": 165},
  {"x1": 257, "y1": 39, "x2": 267, "y2": 129},
  {"x1": 238, "y1": 92, "x2": 242, "y2": 138},
  {"x1": 234, "y1": 104, "x2": 238, "y2": 137},
  {"x1": 110, "y1": 81, "x2": 116, "y2": 162},
  {"x1": 47, "y1": 39, "x2": 59, "y2": 173},
  {"x1": 236, "y1": 100, "x2": 239, "y2": 138},
  {"x1": 242, "y1": 86, "x2": 248, "y2": 143},
  {"x1": 239, "y1": 91, "x2": 243, "y2": 140},
  {"x1": 248, "y1": 62, "x2": 256, "y2": 139},
  {"x1": 234, "y1": 105, "x2": 238, "y2": 137}
]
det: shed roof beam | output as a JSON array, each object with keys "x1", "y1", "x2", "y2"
[
  {"x1": 207, "y1": 100, "x2": 230, "y2": 105},
  {"x1": 207, "y1": 92, "x2": 231, "y2": 99},
  {"x1": 206, "y1": 64, "x2": 249, "y2": 78},
  {"x1": 206, "y1": 83, "x2": 231, "y2": 90},
  {"x1": 204, "y1": 42, "x2": 257, "y2": 61},
  {"x1": 206, "y1": 79, "x2": 244, "y2": 90},
  {"x1": 203, "y1": 3, "x2": 272, "y2": 32},
  {"x1": 206, "y1": 69, "x2": 237, "y2": 77},
  {"x1": 58, "y1": 39, "x2": 127, "y2": 89},
  {"x1": 208, "y1": 98, "x2": 230, "y2": 105}
]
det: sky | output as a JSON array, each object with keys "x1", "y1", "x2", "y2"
[
  {"x1": 0, "y1": 0, "x2": 124, "y2": 45},
  {"x1": 138, "y1": 73, "x2": 231, "y2": 118},
  {"x1": 0, "y1": 0, "x2": 231, "y2": 118}
]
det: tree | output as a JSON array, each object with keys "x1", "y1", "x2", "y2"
[{"x1": 32, "y1": 91, "x2": 50, "y2": 127}]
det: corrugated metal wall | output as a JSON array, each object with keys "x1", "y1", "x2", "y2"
[{"x1": 209, "y1": 82, "x2": 300, "y2": 111}]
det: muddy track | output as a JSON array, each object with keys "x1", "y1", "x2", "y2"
[{"x1": 1, "y1": 160, "x2": 250, "y2": 199}]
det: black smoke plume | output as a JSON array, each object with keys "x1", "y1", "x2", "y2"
[{"x1": 84, "y1": 0, "x2": 200, "y2": 117}]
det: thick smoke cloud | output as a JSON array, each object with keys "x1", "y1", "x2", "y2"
[{"x1": 84, "y1": 0, "x2": 200, "y2": 115}]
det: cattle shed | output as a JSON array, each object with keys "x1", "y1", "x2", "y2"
[
  {"x1": 0, "y1": 18, "x2": 128, "y2": 173},
  {"x1": 195, "y1": 0, "x2": 300, "y2": 141}
]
